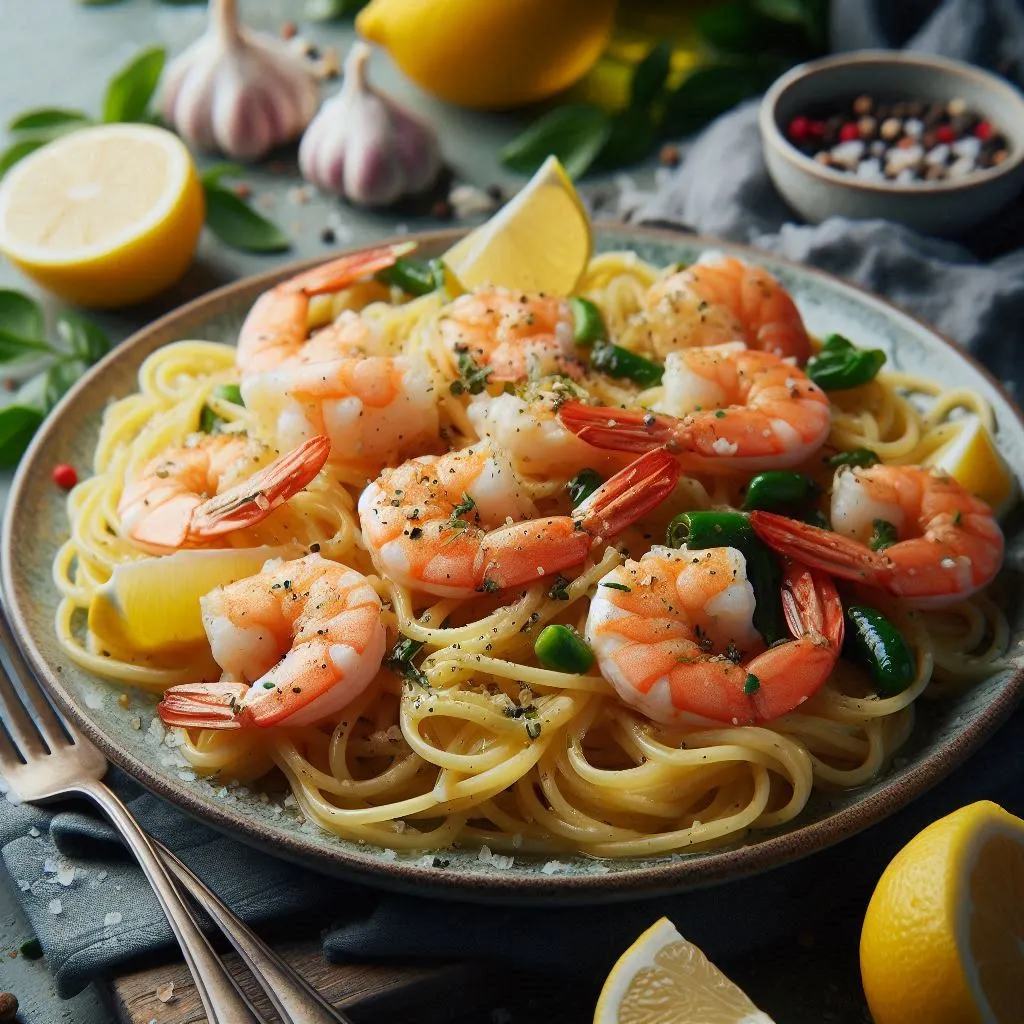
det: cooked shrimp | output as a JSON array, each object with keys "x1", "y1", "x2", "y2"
[
  {"x1": 586, "y1": 546, "x2": 843, "y2": 726},
  {"x1": 157, "y1": 554, "x2": 386, "y2": 729},
  {"x1": 642, "y1": 253, "x2": 812, "y2": 363},
  {"x1": 559, "y1": 342, "x2": 831, "y2": 473},
  {"x1": 236, "y1": 243, "x2": 413, "y2": 374},
  {"x1": 751, "y1": 465, "x2": 1004, "y2": 606},
  {"x1": 118, "y1": 434, "x2": 330, "y2": 555},
  {"x1": 242, "y1": 308, "x2": 439, "y2": 471},
  {"x1": 358, "y1": 443, "x2": 680, "y2": 599},
  {"x1": 439, "y1": 288, "x2": 583, "y2": 382}
]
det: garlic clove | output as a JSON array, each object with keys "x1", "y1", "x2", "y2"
[
  {"x1": 298, "y1": 42, "x2": 442, "y2": 207},
  {"x1": 161, "y1": 0, "x2": 319, "y2": 162}
]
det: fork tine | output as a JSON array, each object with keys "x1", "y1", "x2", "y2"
[
  {"x1": 0, "y1": 713, "x2": 30, "y2": 775},
  {"x1": 0, "y1": 606, "x2": 73, "y2": 752},
  {"x1": 0, "y1": 648, "x2": 49, "y2": 762}
]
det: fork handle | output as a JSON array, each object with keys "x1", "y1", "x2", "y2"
[
  {"x1": 155, "y1": 842, "x2": 353, "y2": 1024},
  {"x1": 80, "y1": 779, "x2": 264, "y2": 1024}
]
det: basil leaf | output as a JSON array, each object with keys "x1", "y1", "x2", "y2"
[
  {"x1": 305, "y1": 0, "x2": 368, "y2": 19},
  {"x1": 662, "y1": 65, "x2": 768, "y2": 136},
  {"x1": 501, "y1": 105, "x2": 612, "y2": 180},
  {"x1": 44, "y1": 359, "x2": 86, "y2": 409},
  {"x1": 56, "y1": 311, "x2": 111, "y2": 363},
  {"x1": 0, "y1": 138, "x2": 46, "y2": 177},
  {"x1": 102, "y1": 46, "x2": 166, "y2": 124},
  {"x1": 9, "y1": 108, "x2": 91, "y2": 132},
  {"x1": 0, "y1": 290, "x2": 44, "y2": 341},
  {"x1": 203, "y1": 185, "x2": 290, "y2": 253},
  {"x1": 0, "y1": 331, "x2": 52, "y2": 364},
  {"x1": 631, "y1": 40, "x2": 672, "y2": 113},
  {"x1": 200, "y1": 163, "x2": 247, "y2": 188},
  {"x1": 596, "y1": 113, "x2": 656, "y2": 170},
  {"x1": 0, "y1": 405, "x2": 44, "y2": 466}
]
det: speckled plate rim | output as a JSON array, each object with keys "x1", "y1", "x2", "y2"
[{"x1": 4, "y1": 224, "x2": 1023, "y2": 906}]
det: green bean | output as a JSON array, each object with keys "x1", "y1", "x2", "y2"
[
  {"x1": 843, "y1": 606, "x2": 915, "y2": 696},
  {"x1": 569, "y1": 296, "x2": 608, "y2": 347},
  {"x1": 566, "y1": 468, "x2": 603, "y2": 507},
  {"x1": 742, "y1": 471, "x2": 818, "y2": 512},
  {"x1": 213, "y1": 383, "x2": 244, "y2": 406},
  {"x1": 827, "y1": 448, "x2": 879, "y2": 468},
  {"x1": 534, "y1": 624, "x2": 595, "y2": 674},
  {"x1": 377, "y1": 257, "x2": 446, "y2": 296},
  {"x1": 807, "y1": 333, "x2": 886, "y2": 391},
  {"x1": 590, "y1": 342, "x2": 664, "y2": 388}
]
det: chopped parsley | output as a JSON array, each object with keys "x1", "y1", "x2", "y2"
[
  {"x1": 869, "y1": 519, "x2": 899, "y2": 552},
  {"x1": 744, "y1": 673, "x2": 761, "y2": 694},
  {"x1": 548, "y1": 575, "x2": 571, "y2": 600},
  {"x1": 384, "y1": 635, "x2": 430, "y2": 689},
  {"x1": 600, "y1": 581, "x2": 631, "y2": 592},
  {"x1": 450, "y1": 351, "x2": 493, "y2": 396}
]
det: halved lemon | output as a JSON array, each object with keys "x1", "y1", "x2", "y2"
[
  {"x1": 923, "y1": 414, "x2": 1017, "y2": 517},
  {"x1": 0, "y1": 124, "x2": 204, "y2": 308},
  {"x1": 594, "y1": 917, "x2": 775, "y2": 1024},
  {"x1": 443, "y1": 155, "x2": 591, "y2": 296},
  {"x1": 860, "y1": 800, "x2": 1024, "y2": 1024},
  {"x1": 89, "y1": 545, "x2": 301, "y2": 655}
]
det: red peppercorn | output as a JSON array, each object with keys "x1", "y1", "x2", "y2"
[
  {"x1": 838, "y1": 122, "x2": 860, "y2": 142},
  {"x1": 52, "y1": 464, "x2": 77, "y2": 490},
  {"x1": 975, "y1": 120, "x2": 993, "y2": 141},
  {"x1": 935, "y1": 125, "x2": 956, "y2": 144},
  {"x1": 787, "y1": 116, "x2": 810, "y2": 143}
]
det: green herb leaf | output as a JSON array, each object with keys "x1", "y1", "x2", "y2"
[
  {"x1": 631, "y1": 40, "x2": 673, "y2": 112},
  {"x1": 662, "y1": 65, "x2": 768, "y2": 136},
  {"x1": 0, "y1": 405, "x2": 45, "y2": 466},
  {"x1": 102, "y1": 46, "x2": 166, "y2": 124},
  {"x1": 8, "y1": 108, "x2": 92, "y2": 132},
  {"x1": 501, "y1": 105, "x2": 612, "y2": 180},
  {"x1": 43, "y1": 359, "x2": 86, "y2": 409},
  {"x1": 0, "y1": 290, "x2": 44, "y2": 341},
  {"x1": 596, "y1": 112, "x2": 656, "y2": 171},
  {"x1": 870, "y1": 519, "x2": 899, "y2": 552},
  {"x1": 56, "y1": 311, "x2": 110, "y2": 363},
  {"x1": 304, "y1": 0, "x2": 369, "y2": 19},
  {"x1": 200, "y1": 162, "x2": 247, "y2": 188},
  {"x1": 600, "y1": 581, "x2": 632, "y2": 592},
  {"x1": 203, "y1": 185, "x2": 291, "y2": 253},
  {"x1": 547, "y1": 575, "x2": 570, "y2": 601},
  {"x1": 0, "y1": 330, "x2": 52, "y2": 364}
]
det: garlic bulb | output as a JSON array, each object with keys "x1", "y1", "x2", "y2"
[
  {"x1": 299, "y1": 43, "x2": 441, "y2": 207},
  {"x1": 160, "y1": 0, "x2": 318, "y2": 161}
]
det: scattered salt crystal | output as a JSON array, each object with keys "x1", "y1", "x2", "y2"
[
  {"x1": 947, "y1": 155, "x2": 976, "y2": 178},
  {"x1": 28, "y1": 827, "x2": 40, "y2": 838},
  {"x1": 43, "y1": 859, "x2": 57, "y2": 875},
  {"x1": 856, "y1": 158, "x2": 884, "y2": 180},
  {"x1": 925, "y1": 144, "x2": 950, "y2": 166},
  {"x1": 885, "y1": 145, "x2": 923, "y2": 175},
  {"x1": 416, "y1": 855, "x2": 435, "y2": 868},
  {"x1": 146, "y1": 719, "x2": 166, "y2": 745},
  {"x1": 381, "y1": 849, "x2": 397, "y2": 861},
  {"x1": 48, "y1": 898, "x2": 62, "y2": 915},
  {"x1": 588, "y1": 861, "x2": 611, "y2": 874},
  {"x1": 268, "y1": 804, "x2": 283, "y2": 815},
  {"x1": 17, "y1": 880, "x2": 30, "y2": 892},
  {"x1": 130, "y1": 716, "x2": 142, "y2": 731},
  {"x1": 283, "y1": 794, "x2": 297, "y2": 808},
  {"x1": 541, "y1": 860, "x2": 562, "y2": 875},
  {"x1": 57, "y1": 866, "x2": 76, "y2": 887},
  {"x1": 830, "y1": 140, "x2": 864, "y2": 169},
  {"x1": 490, "y1": 852, "x2": 514, "y2": 870},
  {"x1": 177, "y1": 770, "x2": 196, "y2": 782},
  {"x1": 155, "y1": 981, "x2": 175, "y2": 1003},
  {"x1": 903, "y1": 118, "x2": 924, "y2": 138},
  {"x1": 953, "y1": 135, "x2": 982, "y2": 160},
  {"x1": 104, "y1": 911, "x2": 122, "y2": 927},
  {"x1": 84, "y1": 690, "x2": 103, "y2": 709},
  {"x1": 98, "y1": 871, "x2": 108, "y2": 882},
  {"x1": 477, "y1": 845, "x2": 493, "y2": 864}
]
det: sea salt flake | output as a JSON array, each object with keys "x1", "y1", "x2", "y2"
[
  {"x1": 146, "y1": 719, "x2": 166, "y2": 745},
  {"x1": 48, "y1": 898, "x2": 62, "y2": 915},
  {"x1": 57, "y1": 866, "x2": 76, "y2": 887},
  {"x1": 177, "y1": 770, "x2": 196, "y2": 782},
  {"x1": 28, "y1": 827, "x2": 41, "y2": 838},
  {"x1": 381, "y1": 849, "x2": 397, "y2": 861},
  {"x1": 104, "y1": 911, "x2": 122, "y2": 927},
  {"x1": 83, "y1": 690, "x2": 103, "y2": 709},
  {"x1": 17, "y1": 880, "x2": 30, "y2": 892},
  {"x1": 156, "y1": 981, "x2": 175, "y2": 1003},
  {"x1": 43, "y1": 859, "x2": 58, "y2": 875},
  {"x1": 541, "y1": 860, "x2": 562, "y2": 875}
]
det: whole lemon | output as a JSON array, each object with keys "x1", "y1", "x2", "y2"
[{"x1": 356, "y1": 0, "x2": 617, "y2": 110}]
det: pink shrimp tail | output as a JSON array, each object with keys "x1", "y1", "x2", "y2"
[
  {"x1": 193, "y1": 435, "x2": 330, "y2": 537},
  {"x1": 557, "y1": 402, "x2": 679, "y2": 454},
  {"x1": 280, "y1": 242, "x2": 416, "y2": 295},
  {"x1": 576, "y1": 446, "x2": 681, "y2": 535},
  {"x1": 158, "y1": 681, "x2": 248, "y2": 730},
  {"x1": 750, "y1": 511, "x2": 887, "y2": 588}
]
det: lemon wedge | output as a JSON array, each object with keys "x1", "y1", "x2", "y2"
[
  {"x1": 443, "y1": 155, "x2": 591, "y2": 296},
  {"x1": 0, "y1": 124, "x2": 204, "y2": 308},
  {"x1": 860, "y1": 800, "x2": 1024, "y2": 1024},
  {"x1": 923, "y1": 414, "x2": 1017, "y2": 516},
  {"x1": 594, "y1": 917, "x2": 775, "y2": 1024},
  {"x1": 89, "y1": 545, "x2": 301, "y2": 655}
]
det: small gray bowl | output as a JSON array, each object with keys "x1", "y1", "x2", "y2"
[{"x1": 759, "y1": 50, "x2": 1024, "y2": 236}]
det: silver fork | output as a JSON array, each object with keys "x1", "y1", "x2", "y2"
[{"x1": 0, "y1": 607, "x2": 351, "y2": 1024}]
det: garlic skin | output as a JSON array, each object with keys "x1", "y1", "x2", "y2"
[
  {"x1": 299, "y1": 43, "x2": 441, "y2": 207},
  {"x1": 160, "y1": 0, "x2": 318, "y2": 161}
]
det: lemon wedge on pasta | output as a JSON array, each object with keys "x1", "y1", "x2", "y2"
[
  {"x1": 923, "y1": 415, "x2": 1017, "y2": 516},
  {"x1": 594, "y1": 917, "x2": 775, "y2": 1024},
  {"x1": 88, "y1": 545, "x2": 300, "y2": 655},
  {"x1": 443, "y1": 155, "x2": 591, "y2": 296}
]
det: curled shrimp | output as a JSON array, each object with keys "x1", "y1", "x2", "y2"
[
  {"x1": 357, "y1": 442, "x2": 680, "y2": 599},
  {"x1": 558, "y1": 342, "x2": 831, "y2": 473},
  {"x1": 439, "y1": 288, "x2": 583, "y2": 382},
  {"x1": 642, "y1": 253, "x2": 812, "y2": 363},
  {"x1": 117, "y1": 434, "x2": 330, "y2": 555},
  {"x1": 751, "y1": 464, "x2": 1005, "y2": 606},
  {"x1": 586, "y1": 546, "x2": 843, "y2": 726},
  {"x1": 238, "y1": 248, "x2": 440, "y2": 469},
  {"x1": 157, "y1": 554, "x2": 386, "y2": 729}
]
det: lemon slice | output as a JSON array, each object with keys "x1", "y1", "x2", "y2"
[
  {"x1": 443, "y1": 155, "x2": 591, "y2": 296},
  {"x1": 594, "y1": 917, "x2": 775, "y2": 1024},
  {"x1": 0, "y1": 123, "x2": 204, "y2": 308},
  {"x1": 860, "y1": 800, "x2": 1024, "y2": 1024},
  {"x1": 923, "y1": 414, "x2": 1017, "y2": 516},
  {"x1": 89, "y1": 545, "x2": 301, "y2": 655}
]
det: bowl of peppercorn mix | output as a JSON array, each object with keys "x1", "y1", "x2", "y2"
[{"x1": 759, "y1": 50, "x2": 1024, "y2": 236}]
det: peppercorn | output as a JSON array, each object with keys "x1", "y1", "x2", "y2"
[
  {"x1": 0, "y1": 992, "x2": 18, "y2": 1023},
  {"x1": 52, "y1": 464, "x2": 77, "y2": 489},
  {"x1": 320, "y1": 227, "x2": 336, "y2": 244},
  {"x1": 659, "y1": 143, "x2": 682, "y2": 167},
  {"x1": 787, "y1": 116, "x2": 810, "y2": 143},
  {"x1": 975, "y1": 120, "x2": 994, "y2": 141},
  {"x1": 838, "y1": 122, "x2": 859, "y2": 143}
]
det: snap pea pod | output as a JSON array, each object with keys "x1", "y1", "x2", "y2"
[
  {"x1": 742, "y1": 471, "x2": 818, "y2": 512},
  {"x1": 590, "y1": 342, "x2": 664, "y2": 388},
  {"x1": 566, "y1": 468, "x2": 603, "y2": 507},
  {"x1": 665, "y1": 510, "x2": 787, "y2": 647},
  {"x1": 534, "y1": 624, "x2": 595, "y2": 674},
  {"x1": 827, "y1": 448, "x2": 879, "y2": 469},
  {"x1": 569, "y1": 296, "x2": 608, "y2": 347},
  {"x1": 843, "y1": 606, "x2": 915, "y2": 696},
  {"x1": 807, "y1": 333, "x2": 886, "y2": 391},
  {"x1": 377, "y1": 257, "x2": 446, "y2": 296}
]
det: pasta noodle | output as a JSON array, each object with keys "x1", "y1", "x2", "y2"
[{"x1": 54, "y1": 252, "x2": 1011, "y2": 858}]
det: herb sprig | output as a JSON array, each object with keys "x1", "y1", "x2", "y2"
[{"x1": 1, "y1": 49, "x2": 288, "y2": 254}]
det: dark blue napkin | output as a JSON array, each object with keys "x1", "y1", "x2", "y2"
[{"x1": 4, "y1": 0, "x2": 1024, "y2": 999}]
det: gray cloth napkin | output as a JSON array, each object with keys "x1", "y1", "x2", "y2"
[{"x1": 5, "y1": 0, "x2": 1024, "y2": 1000}]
